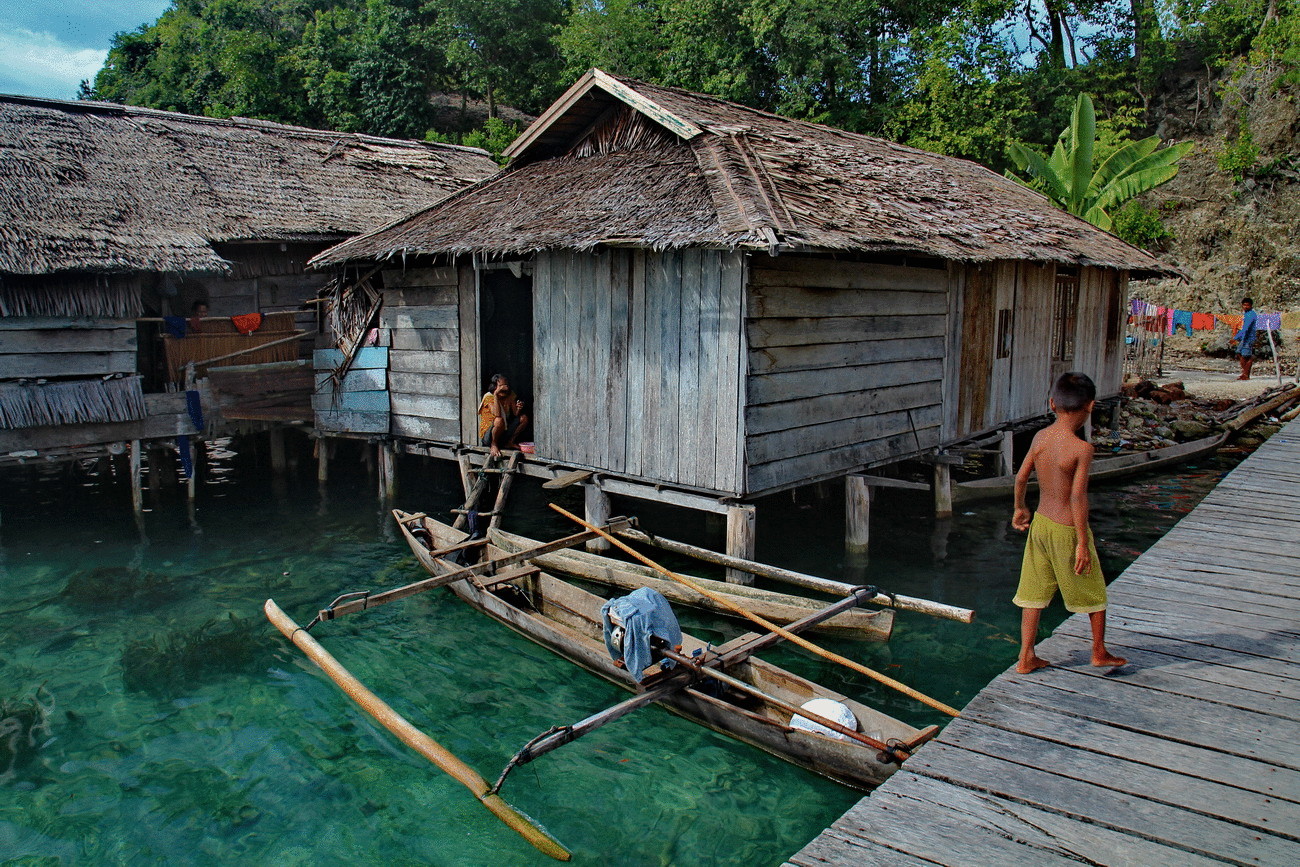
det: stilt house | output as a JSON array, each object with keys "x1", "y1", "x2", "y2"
[
  {"x1": 312, "y1": 70, "x2": 1174, "y2": 542},
  {"x1": 0, "y1": 94, "x2": 496, "y2": 474}
]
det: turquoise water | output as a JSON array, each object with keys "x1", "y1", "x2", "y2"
[{"x1": 0, "y1": 438, "x2": 1241, "y2": 865}]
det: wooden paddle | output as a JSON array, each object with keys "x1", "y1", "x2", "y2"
[
  {"x1": 550, "y1": 504, "x2": 961, "y2": 717},
  {"x1": 264, "y1": 599, "x2": 571, "y2": 861}
]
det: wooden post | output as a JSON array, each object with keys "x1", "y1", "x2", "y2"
[
  {"x1": 316, "y1": 437, "x2": 330, "y2": 483},
  {"x1": 147, "y1": 445, "x2": 164, "y2": 494},
  {"x1": 269, "y1": 427, "x2": 287, "y2": 475},
  {"x1": 129, "y1": 439, "x2": 143, "y2": 517},
  {"x1": 845, "y1": 474, "x2": 871, "y2": 553},
  {"x1": 584, "y1": 483, "x2": 612, "y2": 552},
  {"x1": 1000, "y1": 430, "x2": 1014, "y2": 477},
  {"x1": 1267, "y1": 329, "x2": 1282, "y2": 385},
  {"x1": 724, "y1": 505, "x2": 756, "y2": 585},
  {"x1": 933, "y1": 463, "x2": 953, "y2": 519},
  {"x1": 378, "y1": 442, "x2": 396, "y2": 501}
]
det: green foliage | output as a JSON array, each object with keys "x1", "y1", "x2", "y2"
[
  {"x1": 1218, "y1": 118, "x2": 1261, "y2": 180},
  {"x1": 460, "y1": 117, "x2": 522, "y2": 163},
  {"x1": 1007, "y1": 93, "x2": 1193, "y2": 230},
  {"x1": 1110, "y1": 200, "x2": 1171, "y2": 248}
]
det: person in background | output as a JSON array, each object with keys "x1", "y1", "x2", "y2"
[
  {"x1": 188, "y1": 300, "x2": 209, "y2": 334},
  {"x1": 1011, "y1": 372, "x2": 1126, "y2": 674},
  {"x1": 1230, "y1": 296, "x2": 1258, "y2": 380},
  {"x1": 478, "y1": 374, "x2": 529, "y2": 459}
]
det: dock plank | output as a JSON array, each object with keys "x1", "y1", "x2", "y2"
[{"x1": 789, "y1": 417, "x2": 1300, "y2": 866}]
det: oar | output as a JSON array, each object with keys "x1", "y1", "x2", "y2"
[
  {"x1": 550, "y1": 504, "x2": 961, "y2": 718},
  {"x1": 264, "y1": 599, "x2": 571, "y2": 861}
]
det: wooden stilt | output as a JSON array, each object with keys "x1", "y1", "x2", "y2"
[
  {"x1": 316, "y1": 437, "x2": 330, "y2": 483},
  {"x1": 147, "y1": 446, "x2": 164, "y2": 494},
  {"x1": 845, "y1": 473, "x2": 871, "y2": 553},
  {"x1": 933, "y1": 463, "x2": 953, "y2": 519},
  {"x1": 583, "y1": 483, "x2": 612, "y2": 552},
  {"x1": 269, "y1": 427, "x2": 287, "y2": 475},
  {"x1": 129, "y1": 439, "x2": 143, "y2": 516},
  {"x1": 1000, "y1": 430, "x2": 1014, "y2": 476},
  {"x1": 378, "y1": 442, "x2": 397, "y2": 501},
  {"x1": 724, "y1": 504, "x2": 756, "y2": 585}
]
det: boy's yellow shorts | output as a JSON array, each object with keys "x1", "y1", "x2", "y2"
[{"x1": 1014, "y1": 512, "x2": 1108, "y2": 614}]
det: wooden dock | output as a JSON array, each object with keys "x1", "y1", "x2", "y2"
[{"x1": 788, "y1": 420, "x2": 1300, "y2": 866}]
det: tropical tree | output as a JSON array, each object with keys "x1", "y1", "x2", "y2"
[{"x1": 1006, "y1": 92, "x2": 1193, "y2": 231}]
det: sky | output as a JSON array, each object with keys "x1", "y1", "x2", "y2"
[{"x1": 0, "y1": 1, "x2": 171, "y2": 99}]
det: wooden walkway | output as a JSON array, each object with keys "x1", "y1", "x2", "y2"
[{"x1": 788, "y1": 419, "x2": 1300, "y2": 866}]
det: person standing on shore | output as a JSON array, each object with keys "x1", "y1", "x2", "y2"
[{"x1": 1230, "y1": 296, "x2": 1258, "y2": 380}]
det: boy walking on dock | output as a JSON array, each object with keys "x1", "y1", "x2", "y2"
[{"x1": 1012, "y1": 372, "x2": 1126, "y2": 674}]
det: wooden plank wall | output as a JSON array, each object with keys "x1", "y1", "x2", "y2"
[
  {"x1": 533, "y1": 249, "x2": 745, "y2": 493},
  {"x1": 1072, "y1": 266, "x2": 1125, "y2": 397},
  {"x1": 0, "y1": 316, "x2": 136, "y2": 379},
  {"x1": 744, "y1": 256, "x2": 947, "y2": 494},
  {"x1": 382, "y1": 266, "x2": 461, "y2": 442},
  {"x1": 1008, "y1": 263, "x2": 1055, "y2": 420},
  {"x1": 313, "y1": 347, "x2": 389, "y2": 433}
]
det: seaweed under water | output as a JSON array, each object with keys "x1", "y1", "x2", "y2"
[
  {"x1": 0, "y1": 687, "x2": 54, "y2": 784},
  {"x1": 120, "y1": 613, "x2": 268, "y2": 699},
  {"x1": 60, "y1": 565, "x2": 178, "y2": 610}
]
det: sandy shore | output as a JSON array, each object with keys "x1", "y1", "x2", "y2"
[{"x1": 1156, "y1": 363, "x2": 1297, "y2": 401}]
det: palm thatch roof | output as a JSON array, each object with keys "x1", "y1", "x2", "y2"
[
  {"x1": 315, "y1": 70, "x2": 1174, "y2": 276},
  {"x1": 0, "y1": 95, "x2": 499, "y2": 276}
]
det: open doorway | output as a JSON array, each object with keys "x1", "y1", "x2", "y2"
[{"x1": 478, "y1": 268, "x2": 534, "y2": 439}]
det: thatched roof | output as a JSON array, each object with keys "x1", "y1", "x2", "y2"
[
  {"x1": 315, "y1": 70, "x2": 1174, "y2": 276},
  {"x1": 0, "y1": 95, "x2": 499, "y2": 276}
]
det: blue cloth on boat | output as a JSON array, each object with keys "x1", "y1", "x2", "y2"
[
  {"x1": 177, "y1": 435, "x2": 193, "y2": 479},
  {"x1": 601, "y1": 587, "x2": 681, "y2": 682},
  {"x1": 163, "y1": 316, "x2": 187, "y2": 339},
  {"x1": 185, "y1": 389, "x2": 204, "y2": 431},
  {"x1": 1235, "y1": 309, "x2": 1258, "y2": 356}
]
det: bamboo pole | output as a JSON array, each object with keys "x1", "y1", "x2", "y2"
[
  {"x1": 263, "y1": 600, "x2": 571, "y2": 861},
  {"x1": 551, "y1": 505, "x2": 960, "y2": 717},
  {"x1": 614, "y1": 527, "x2": 974, "y2": 623}
]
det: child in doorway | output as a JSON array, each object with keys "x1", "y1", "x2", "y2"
[{"x1": 1011, "y1": 372, "x2": 1127, "y2": 674}]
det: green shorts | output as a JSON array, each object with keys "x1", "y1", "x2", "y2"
[{"x1": 1014, "y1": 512, "x2": 1108, "y2": 614}]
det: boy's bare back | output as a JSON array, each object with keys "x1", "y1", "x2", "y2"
[{"x1": 1020, "y1": 423, "x2": 1094, "y2": 527}]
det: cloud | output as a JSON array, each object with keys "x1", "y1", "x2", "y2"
[{"x1": 0, "y1": 26, "x2": 108, "y2": 100}]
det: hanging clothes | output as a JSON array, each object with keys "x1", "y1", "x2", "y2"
[
  {"x1": 1219, "y1": 314, "x2": 1243, "y2": 333},
  {"x1": 163, "y1": 316, "x2": 187, "y2": 339},
  {"x1": 231, "y1": 313, "x2": 263, "y2": 335},
  {"x1": 1192, "y1": 312, "x2": 1215, "y2": 331},
  {"x1": 1257, "y1": 312, "x2": 1281, "y2": 332},
  {"x1": 1172, "y1": 311, "x2": 1194, "y2": 336}
]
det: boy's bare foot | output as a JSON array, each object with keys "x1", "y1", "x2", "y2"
[
  {"x1": 1092, "y1": 652, "x2": 1127, "y2": 668},
  {"x1": 1016, "y1": 656, "x2": 1050, "y2": 674}
]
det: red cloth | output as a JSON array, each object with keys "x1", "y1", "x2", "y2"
[
  {"x1": 1192, "y1": 312, "x2": 1215, "y2": 331},
  {"x1": 231, "y1": 313, "x2": 263, "y2": 335}
]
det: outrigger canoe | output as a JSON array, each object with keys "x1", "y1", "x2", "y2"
[
  {"x1": 394, "y1": 510, "x2": 938, "y2": 790},
  {"x1": 487, "y1": 525, "x2": 894, "y2": 641}
]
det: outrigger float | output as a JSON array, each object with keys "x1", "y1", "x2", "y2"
[{"x1": 265, "y1": 505, "x2": 973, "y2": 860}]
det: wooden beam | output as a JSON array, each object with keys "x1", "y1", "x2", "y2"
[
  {"x1": 725, "y1": 505, "x2": 756, "y2": 585},
  {"x1": 845, "y1": 474, "x2": 871, "y2": 552},
  {"x1": 584, "y1": 483, "x2": 612, "y2": 552}
]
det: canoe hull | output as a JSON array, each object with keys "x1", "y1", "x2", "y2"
[
  {"x1": 953, "y1": 432, "x2": 1228, "y2": 503},
  {"x1": 395, "y1": 511, "x2": 927, "y2": 790}
]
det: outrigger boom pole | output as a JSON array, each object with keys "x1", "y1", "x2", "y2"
[{"x1": 263, "y1": 599, "x2": 572, "y2": 861}]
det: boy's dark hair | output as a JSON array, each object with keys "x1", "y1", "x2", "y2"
[
  {"x1": 1052, "y1": 372, "x2": 1096, "y2": 412},
  {"x1": 1242, "y1": 296, "x2": 1253, "y2": 306},
  {"x1": 489, "y1": 373, "x2": 507, "y2": 389}
]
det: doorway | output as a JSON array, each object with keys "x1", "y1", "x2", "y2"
[{"x1": 477, "y1": 268, "x2": 534, "y2": 422}]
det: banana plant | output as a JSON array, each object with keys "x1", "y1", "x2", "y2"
[{"x1": 1007, "y1": 93, "x2": 1193, "y2": 231}]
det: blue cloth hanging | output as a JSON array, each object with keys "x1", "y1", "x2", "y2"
[
  {"x1": 177, "y1": 435, "x2": 193, "y2": 480},
  {"x1": 185, "y1": 389, "x2": 204, "y2": 431},
  {"x1": 163, "y1": 316, "x2": 187, "y2": 338}
]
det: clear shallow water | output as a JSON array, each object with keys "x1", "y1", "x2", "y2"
[{"x1": 0, "y1": 438, "x2": 1243, "y2": 865}]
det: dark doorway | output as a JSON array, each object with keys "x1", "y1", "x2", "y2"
[{"x1": 478, "y1": 268, "x2": 534, "y2": 414}]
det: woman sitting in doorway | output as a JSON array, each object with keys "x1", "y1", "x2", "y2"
[{"x1": 478, "y1": 374, "x2": 529, "y2": 459}]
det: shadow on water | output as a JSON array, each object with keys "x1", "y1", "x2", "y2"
[{"x1": 0, "y1": 434, "x2": 1244, "y2": 864}]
